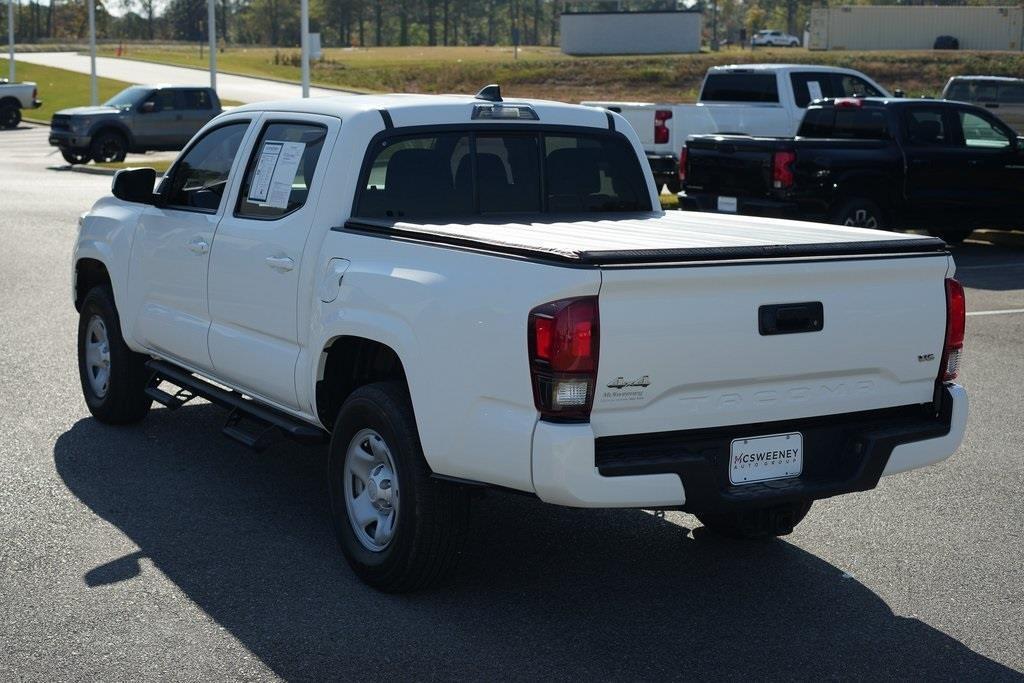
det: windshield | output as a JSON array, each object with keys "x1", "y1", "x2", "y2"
[
  {"x1": 354, "y1": 129, "x2": 651, "y2": 220},
  {"x1": 103, "y1": 86, "x2": 150, "y2": 110}
]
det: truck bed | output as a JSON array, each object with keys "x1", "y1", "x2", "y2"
[{"x1": 342, "y1": 212, "x2": 945, "y2": 266}]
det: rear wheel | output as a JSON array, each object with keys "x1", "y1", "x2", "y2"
[
  {"x1": 0, "y1": 103, "x2": 21, "y2": 129},
  {"x1": 328, "y1": 382, "x2": 471, "y2": 592},
  {"x1": 831, "y1": 198, "x2": 884, "y2": 230},
  {"x1": 697, "y1": 500, "x2": 813, "y2": 540},
  {"x1": 77, "y1": 286, "x2": 153, "y2": 424},
  {"x1": 61, "y1": 149, "x2": 91, "y2": 165},
  {"x1": 90, "y1": 131, "x2": 128, "y2": 163}
]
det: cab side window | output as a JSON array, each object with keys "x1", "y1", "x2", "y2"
[
  {"x1": 236, "y1": 122, "x2": 327, "y2": 219},
  {"x1": 835, "y1": 75, "x2": 883, "y2": 99},
  {"x1": 959, "y1": 111, "x2": 1012, "y2": 150},
  {"x1": 164, "y1": 122, "x2": 249, "y2": 212},
  {"x1": 905, "y1": 108, "x2": 951, "y2": 146},
  {"x1": 183, "y1": 89, "x2": 213, "y2": 110},
  {"x1": 144, "y1": 90, "x2": 178, "y2": 112}
]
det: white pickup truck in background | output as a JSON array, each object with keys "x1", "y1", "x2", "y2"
[
  {"x1": 584, "y1": 64, "x2": 891, "y2": 192},
  {"x1": 0, "y1": 79, "x2": 42, "y2": 129},
  {"x1": 73, "y1": 89, "x2": 966, "y2": 592}
]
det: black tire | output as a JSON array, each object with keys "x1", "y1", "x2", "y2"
[
  {"x1": 90, "y1": 130, "x2": 128, "y2": 163},
  {"x1": 61, "y1": 149, "x2": 91, "y2": 165},
  {"x1": 77, "y1": 286, "x2": 153, "y2": 424},
  {"x1": 697, "y1": 500, "x2": 813, "y2": 540},
  {"x1": 328, "y1": 382, "x2": 471, "y2": 592},
  {"x1": 932, "y1": 228, "x2": 973, "y2": 245},
  {"x1": 0, "y1": 104, "x2": 21, "y2": 129},
  {"x1": 831, "y1": 197, "x2": 885, "y2": 230}
]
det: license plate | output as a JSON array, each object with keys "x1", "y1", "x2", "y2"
[
  {"x1": 717, "y1": 196, "x2": 738, "y2": 213},
  {"x1": 729, "y1": 432, "x2": 803, "y2": 485}
]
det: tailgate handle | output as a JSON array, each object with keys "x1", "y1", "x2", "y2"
[{"x1": 759, "y1": 302, "x2": 823, "y2": 336}]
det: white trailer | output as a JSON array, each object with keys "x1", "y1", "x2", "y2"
[
  {"x1": 809, "y1": 6, "x2": 1024, "y2": 52},
  {"x1": 560, "y1": 10, "x2": 702, "y2": 55}
]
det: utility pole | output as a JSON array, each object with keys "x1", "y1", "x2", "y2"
[
  {"x1": 300, "y1": 0, "x2": 309, "y2": 97},
  {"x1": 88, "y1": 0, "x2": 97, "y2": 104},
  {"x1": 208, "y1": 0, "x2": 217, "y2": 90},
  {"x1": 7, "y1": 0, "x2": 15, "y2": 82},
  {"x1": 711, "y1": 0, "x2": 719, "y2": 51}
]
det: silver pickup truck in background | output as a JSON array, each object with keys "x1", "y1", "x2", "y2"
[{"x1": 0, "y1": 79, "x2": 42, "y2": 129}]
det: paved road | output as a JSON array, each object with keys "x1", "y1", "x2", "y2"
[
  {"x1": 16, "y1": 52, "x2": 352, "y2": 103},
  {"x1": 1, "y1": 124, "x2": 1022, "y2": 681}
]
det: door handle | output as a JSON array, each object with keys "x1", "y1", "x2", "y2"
[
  {"x1": 265, "y1": 255, "x2": 295, "y2": 272},
  {"x1": 186, "y1": 238, "x2": 209, "y2": 254}
]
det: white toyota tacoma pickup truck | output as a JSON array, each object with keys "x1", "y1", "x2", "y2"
[{"x1": 73, "y1": 87, "x2": 968, "y2": 592}]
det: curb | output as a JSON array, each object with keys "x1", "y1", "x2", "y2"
[
  {"x1": 68, "y1": 165, "x2": 118, "y2": 176},
  {"x1": 96, "y1": 54, "x2": 369, "y2": 95}
]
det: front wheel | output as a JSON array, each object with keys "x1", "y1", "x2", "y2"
[
  {"x1": 0, "y1": 104, "x2": 21, "y2": 129},
  {"x1": 61, "y1": 149, "x2": 91, "y2": 165},
  {"x1": 328, "y1": 382, "x2": 471, "y2": 592},
  {"x1": 77, "y1": 286, "x2": 153, "y2": 424},
  {"x1": 697, "y1": 500, "x2": 813, "y2": 540},
  {"x1": 91, "y1": 131, "x2": 127, "y2": 163},
  {"x1": 831, "y1": 198, "x2": 885, "y2": 230}
]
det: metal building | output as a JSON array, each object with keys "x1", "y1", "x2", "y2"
[
  {"x1": 560, "y1": 10, "x2": 703, "y2": 55},
  {"x1": 809, "y1": 6, "x2": 1023, "y2": 51}
]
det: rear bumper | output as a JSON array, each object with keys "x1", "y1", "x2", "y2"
[
  {"x1": 646, "y1": 153, "x2": 679, "y2": 188},
  {"x1": 531, "y1": 384, "x2": 966, "y2": 511},
  {"x1": 678, "y1": 191, "x2": 827, "y2": 221}
]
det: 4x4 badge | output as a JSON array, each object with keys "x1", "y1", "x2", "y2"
[{"x1": 606, "y1": 375, "x2": 651, "y2": 389}]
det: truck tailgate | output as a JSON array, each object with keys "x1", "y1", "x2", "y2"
[
  {"x1": 591, "y1": 254, "x2": 950, "y2": 438},
  {"x1": 685, "y1": 136, "x2": 779, "y2": 197}
]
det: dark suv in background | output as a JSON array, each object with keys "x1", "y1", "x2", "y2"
[{"x1": 49, "y1": 85, "x2": 222, "y2": 164}]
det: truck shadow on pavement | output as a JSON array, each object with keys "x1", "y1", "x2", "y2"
[{"x1": 54, "y1": 406, "x2": 1018, "y2": 680}]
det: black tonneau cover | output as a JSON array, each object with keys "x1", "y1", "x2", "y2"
[{"x1": 340, "y1": 213, "x2": 947, "y2": 266}]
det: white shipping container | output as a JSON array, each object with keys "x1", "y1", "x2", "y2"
[
  {"x1": 809, "y1": 6, "x2": 1023, "y2": 51},
  {"x1": 560, "y1": 10, "x2": 702, "y2": 56}
]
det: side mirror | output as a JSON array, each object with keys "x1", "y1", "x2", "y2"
[
  {"x1": 111, "y1": 168, "x2": 157, "y2": 204},
  {"x1": 139, "y1": 100, "x2": 157, "y2": 114}
]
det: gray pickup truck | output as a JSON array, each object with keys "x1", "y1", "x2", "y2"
[{"x1": 49, "y1": 85, "x2": 222, "y2": 164}]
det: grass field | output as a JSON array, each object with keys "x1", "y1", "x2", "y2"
[
  {"x1": 97, "y1": 44, "x2": 1024, "y2": 102},
  {"x1": 2, "y1": 60, "x2": 133, "y2": 123}
]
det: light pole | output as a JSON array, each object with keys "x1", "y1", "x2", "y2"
[
  {"x1": 7, "y1": 0, "x2": 14, "y2": 82},
  {"x1": 208, "y1": 0, "x2": 217, "y2": 90},
  {"x1": 88, "y1": 0, "x2": 97, "y2": 104},
  {"x1": 300, "y1": 0, "x2": 309, "y2": 98}
]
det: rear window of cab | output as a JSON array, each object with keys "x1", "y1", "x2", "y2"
[{"x1": 353, "y1": 129, "x2": 651, "y2": 220}]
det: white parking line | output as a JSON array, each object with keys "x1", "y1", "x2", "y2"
[{"x1": 967, "y1": 308, "x2": 1024, "y2": 317}]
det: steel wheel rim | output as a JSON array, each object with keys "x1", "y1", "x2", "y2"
[
  {"x1": 84, "y1": 315, "x2": 111, "y2": 398},
  {"x1": 344, "y1": 428, "x2": 400, "y2": 552},
  {"x1": 843, "y1": 208, "x2": 878, "y2": 229}
]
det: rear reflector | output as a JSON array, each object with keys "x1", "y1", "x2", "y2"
[
  {"x1": 772, "y1": 150, "x2": 796, "y2": 189},
  {"x1": 528, "y1": 297, "x2": 599, "y2": 421},
  {"x1": 654, "y1": 109, "x2": 672, "y2": 144},
  {"x1": 941, "y1": 278, "x2": 965, "y2": 382}
]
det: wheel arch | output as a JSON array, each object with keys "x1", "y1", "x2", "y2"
[
  {"x1": 0, "y1": 96, "x2": 20, "y2": 108},
  {"x1": 830, "y1": 171, "x2": 897, "y2": 213},
  {"x1": 315, "y1": 335, "x2": 411, "y2": 434},
  {"x1": 90, "y1": 121, "x2": 134, "y2": 148},
  {"x1": 74, "y1": 257, "x2": 113, "y2": 311}
]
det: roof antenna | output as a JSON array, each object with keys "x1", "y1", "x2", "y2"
[{"x1": 475, "y1": 84, "x2": 502, "y2": 103}]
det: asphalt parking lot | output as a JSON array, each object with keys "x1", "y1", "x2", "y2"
[{"x1": 1, "y1": 123, "x2": 1022, "y2": 680}]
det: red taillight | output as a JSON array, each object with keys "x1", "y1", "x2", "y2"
[
  {"x1": 654, "y1": 109, "x2": 672, "y2": 145},
  {"x1": 772, "y1": 150, "x2": 796, "y2": 189},
  {"x1": 678, "y1": 146, "x2": 688, "y2": 182},
  {"x1": 528, "y1": 296, "x2": 600, "y2": 421},
  {"x1": 834, "y1": 97, "x2": 863, "y2": 109},
  {"x1": 940, "y1": 278, "x2": 965, "y2": 382}
]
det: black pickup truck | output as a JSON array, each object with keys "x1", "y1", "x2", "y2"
[{"x1": 679, "y1": 98, "x2": 1024, "y2": 243}]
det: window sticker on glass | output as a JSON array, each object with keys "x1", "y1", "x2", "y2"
[
  {"x1": 248, "y1": 140, "x2": 306, "y2": 208},
  {"x1": 807, "y1": 81, "x2": 823, "y2": 103}
]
